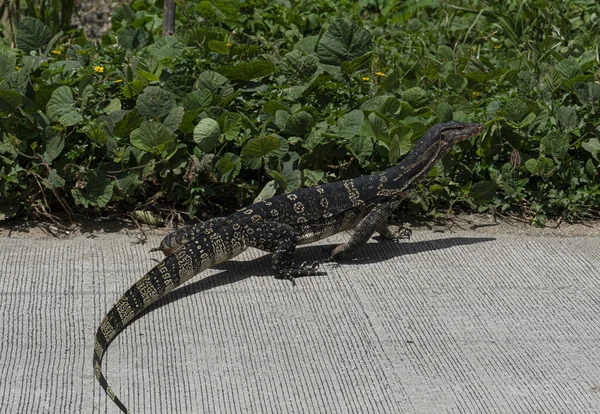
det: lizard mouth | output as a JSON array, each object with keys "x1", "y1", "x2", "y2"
[{"x1": 451, "y1": 122, "x2": 485, "y2": 144}]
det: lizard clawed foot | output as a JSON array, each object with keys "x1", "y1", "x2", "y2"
[
  {"x1": 397, "y1": 226, "x2": 412, "y2": 240},
  {"x1": 379, "y1": 225, "x2": 412, "y2": 241},
  {"x1": 274, "y1": 261, "x2": 327, "y2": 286}
]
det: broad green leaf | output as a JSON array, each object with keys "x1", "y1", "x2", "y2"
[
  {"x1": 317, "y1": 18, "x2": 372, "y2": 65},
  {"x1": 80, "y1": 122, "x2": 109, "y2": 145},
  {"x1": 218, "y1": 61, "x2": 275, "y2": 81},
  {"x1": 380, "y1": 69, "x2": 400, "y2": 94},
  {"x1": 585, "y1": 159, "x2": 596, "y2": 176},
  {"x1": 368, "y1": 112, "x2": 389, "y2": 142},
  {"x1": 46, "y1": 169, "x2": 65, "y2": 188},
  {"x1": 114, "y1": 109, "x2": 143, "y2": 138},
  {"x1": 0, "y1": 90, "x2": 23, "y2": 115},
  {"x1": 0, "y1": 136, "x2": 18, "y2": 163},
  {"x1": 446, "y1": 74, "x2": 467, "y2": 90},
  {"x1": 47, "y1": 86, "x2": 83, "y2": 127},
  {"x1": 541, "y1": 131, "x2": 569, "y2": 158},
  {"x1": 241, "y1": 135, "x2": 281, "y2": 158},
  {"x1": 582, "y1": 138, "x2": 600, "y2": 160},
  {"x1": 218, "y1": 112, "x2": 242, "y2": 140},
  {"x1": 216, "y1": 153, "x2": 241, "y2": 182},
  {"x1": 268, "y1": 170, "x2": 289, "y2": 192},
  {"x1": 347, "y1": 136, "x2": 373, "y2": 162},
  {"x1": 406, "y1": 122, "x2": 427, "y2": 143},
  {"x1": 388, "y1": 126, "x2": 413, "y2": 162},
  {"x1": 295, "y1": 35, "x2": 319, "y2": 55},
  {"x1": 183, "y1": 89, "x2": 212, "y2": 110},
  {"x1": 573, "y1": 82, "x2": 600, "y2": 106},
  {"x1": 193, "y1": 118, "x2": 221, "y2": 152},
  {"x1": 303, "y1": 169, "x2": 325, "y2": 186},
  {"x1": 42, "y1": 130, "x2": 64, "y2": 162},
  {"x1": 525, "y1": 157, "x2": 554, "y2": 176},
  {"x1": 136, "y1": 86, "x2": 176, "y2": 119},
  {"x1": 429, "y1": 184, "x2": 443, "y2": 194},
  {"x1": 122, "y1": 78, "x2": 148, "y2": 99},
  {"x1": 263, "y1": 101, "x2": 290, "y2": 117},
  {"x1": 555, "y1": 58, "x2": 581, "y2": 80},
  {"x1": 402, "y1": 87, "x2": 429, "y2": 109},
  {"x1": 162, "y1": 106, "x2": 184, "y2": 132},
  {"x1": 72, "y1": 171, "x2": 114, "y2": 208},
  {"x1": 284, "y1": 111, "x2": 314, "y2": 136},
  {"x1": 136, "y1": 55, "x2": 160, "y2": 80},
  {"x1": 503, "y1": 99, "x2": 537, "y2": 126},
  {"x1": 380, "y1": 96, "x2": 400, "y2": 117},
  {"x1": 470, "y1": 181, "x2": 497, "y2": 205},
  {"x1": 208, "y1": 40, "x2": 230, "y2": 55},
  {"x1": 149, "y1": 37, "x2": 184, "y2": 60},
  {"x1": 281, "y1": 165, "x2": 302, "y2": 191},
  {"x1": 253, "y1": 180, "x2": 277, "y2": 203},
  {"x1": 130, "y1": 120, "x2": 174, "y2": 154},
  {"x1": 281, "y1": 50, "x2": 319, "y2": 81},
  {"x1": 436, "y1": 102, "x2": 453, "y2": 122},
  {"x1": 274, "y1": 110, "x2": 290, "y2": 130},
  {"x1": 195, "y1": 70, "x2": 233, "y2": 99},
  {"x1": 195, "y1": 1, "x2": 219, "y2": 20},
  {"x1": 71, "y1": 170, "x2": 114, "y2": 208},
  {"x1": 437, "y1": 45, "x2": 454, "y2": 61},
  {"x1": 340, "y1": 52, "x2": 373, "y2": 75},
  {"x1": 16, "y1": 17, "x2": 52, "y2": 53},
  {"x1": 104, "y1": 98, "x2": 122, "y2": 114},
  {"x1": 556, "y1": 106, "x2": 577, "y2": 132},
  {"x1": 511, "y1": 112, "x2": 536, "y2": 128},
  {"x1": 361, "y1": 95, "x2": 391, "y2": 112},
  {"x1": 0, "y1": 51, "x2": 16, "y2": 78},
  {"x1": 337, "y1": 110, "x2": 364, "y2": 139}
]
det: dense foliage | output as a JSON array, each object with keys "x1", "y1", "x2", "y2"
[{"x1": 0, "y1": 0, "x2": 599, "y2": 225}]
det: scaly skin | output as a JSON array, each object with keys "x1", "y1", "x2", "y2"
[{"x1": 93, "y1": 121, "x2": 484, "y2": 413}]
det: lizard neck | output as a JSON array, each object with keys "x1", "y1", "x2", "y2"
[{"x1": 379, "y1": 140, "x2": 445, "y2": 193}]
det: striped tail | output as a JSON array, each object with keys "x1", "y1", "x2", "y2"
[{"x1": 93, "y1": 223, "x2": 245, "y2": 413}]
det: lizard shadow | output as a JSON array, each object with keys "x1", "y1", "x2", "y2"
[{"x1": 139, "y1": 236, "x2": 495, "y2": 318}]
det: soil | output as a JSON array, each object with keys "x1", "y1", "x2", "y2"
[
  {"x1": 1, "y1": 213, "x2": 599, "y2": 241},
  {"x1": 73, "y1": 0, "x2": 125, "y2": 39}
]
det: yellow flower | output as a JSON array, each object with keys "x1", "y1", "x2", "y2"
[
  {"x1": 115, "y1": 79, "x2": 123, "y2": 83},
  {"x1": 362, "y1": 76, "x2": 370, "y2": 81},
  {"x1": 375, "y1": 71, "x2": 386, "y2": 77},
  {"x1": 51, "y1": 49, "x2": 61, "y2": 55},
  {"x1": 226, "y1": 43, "x2": 233, "y2": 47},
  {"x1": 93, "y1": 66, "x2": 104, "y2": 73},
  {"x1": 472, "y1": 91, "x2": 481, "y2": 98},
  {"x1": 15, "y1": 66, "x2": 21, "y2": 71}
]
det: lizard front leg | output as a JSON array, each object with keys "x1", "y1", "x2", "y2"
[
  {"x1": 329, "y1": 200, "x2": 402, "y2": 260},
  {"x1": 246, "y1": 221, "x2": 326, "y2": 285}
]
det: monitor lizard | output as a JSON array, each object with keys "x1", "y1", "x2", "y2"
[{"x1": 93, "y1": 120, "x2": 484, "y2": 413}]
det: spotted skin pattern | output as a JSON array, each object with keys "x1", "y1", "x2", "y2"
[{"x1": 94, "y1": 121, "x2": 484, "y2": 413}]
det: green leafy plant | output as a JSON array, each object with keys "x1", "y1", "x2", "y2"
[{"x1": 0, "y1": 0, "x2": 599, "y2": 225}]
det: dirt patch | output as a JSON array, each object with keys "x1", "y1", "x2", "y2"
[{"x1": 1, "y1": 213, "x2": 598, "y2": 241}]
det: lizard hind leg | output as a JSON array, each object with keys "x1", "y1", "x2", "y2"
[
  {"x1": 245, "y1": 221, "x2": 327, "y2": 286},
  {"x1": 272, "y1": 241, "x2": 326, "y2": 286},
  {"x1": 328, "y1": 200, "x2": 401, "y2": 261}
]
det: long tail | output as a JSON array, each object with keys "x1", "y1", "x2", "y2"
[{"x1": 93, "y1": 224, "x2": 244, "y2": 413}]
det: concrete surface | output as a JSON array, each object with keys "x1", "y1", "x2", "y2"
[{"x1": 1, "y1": 225, "x2": 599, "y2": 413}]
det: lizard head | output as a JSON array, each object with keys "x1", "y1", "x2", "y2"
[
  {"x1": 413, "y1": 121, "x2": 485, "y2": 161},
  {"x1": 433, "y1": 121, "x2": 485, "y2": 147}
]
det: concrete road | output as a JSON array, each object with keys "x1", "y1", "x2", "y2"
[{"x1": 0, "y1": 224, "x2": 599, "y2": 413}]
